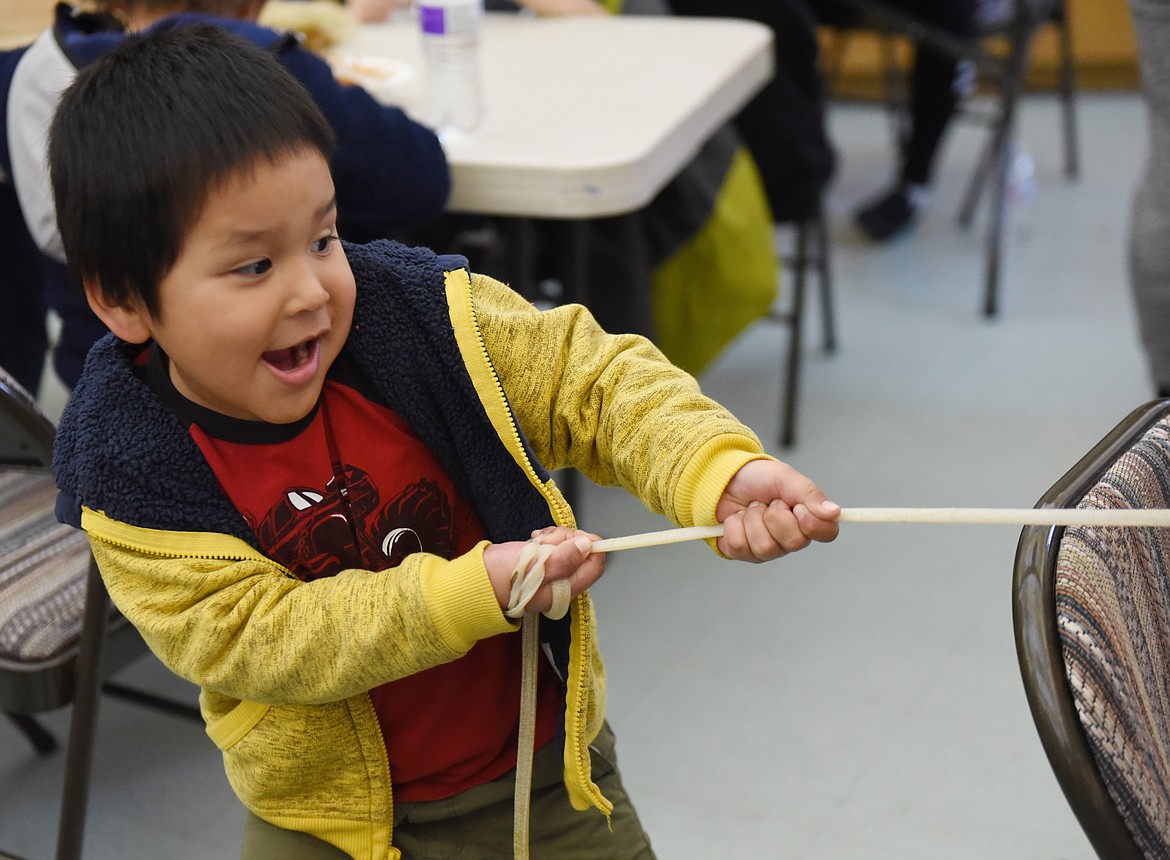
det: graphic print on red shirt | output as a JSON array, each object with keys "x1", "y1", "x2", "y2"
[{"x1": 254, "y1": 467, "x2": 456, "y2": 582}]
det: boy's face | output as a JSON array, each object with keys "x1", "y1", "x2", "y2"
[{"x1": 102, "y1": 148, "x2": 356, "y2": 424}]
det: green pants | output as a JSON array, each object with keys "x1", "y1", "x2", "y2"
[{"x1": 240, "y1": 721, "x2": 656, "y2": 859}]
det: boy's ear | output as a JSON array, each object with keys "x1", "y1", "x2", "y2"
[{"x1": 83, "y1": 277, "x2": 153, "y2": 344}]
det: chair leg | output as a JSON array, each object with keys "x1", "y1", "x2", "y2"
[
  {"x1": 1054, "y1": 0, "x2": 1080, "y2": 180},
  {"x1": 4, "y1": 711, "x2": 58, "y2": 755},
  {"x1": 54, "y1": 558, "x2": 111, "y2": 860},
  {"x1": 505, "y1": 217, "x2": 539, "y2": 302},
  {"x1": 984, "y1": 162, "x2": 1006, "y2": 318},
  {"x1": 780, "y1": 223, "x2": 809, "y2": 448},
  {"x1": 982, "y1": 32, "x2": 1032, "y2": 318},
  {"x1": 812, "y1": 213, "x2": 837, "y2": 354},
  {"x1": 958, "y1": 133, "x2": 995, "y2": 229},
  {"x1": 878, "y1": 32, "x2": 910, "y2": 151},
  {"x1": 101, "y1": 683, "x2": 202, "y2": 721}
]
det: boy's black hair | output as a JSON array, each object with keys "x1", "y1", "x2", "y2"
[{"x1": 49, "y1": 23, "x2": 336, "y2": 317}]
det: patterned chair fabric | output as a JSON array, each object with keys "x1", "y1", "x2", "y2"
[
  {"x1": 1056, "y1": 416, "x2": 1170, "y2": 857},
  {"x1": 0, "y1": 468, "x2": 93, "y2": 664},
  {"x1": 0, "y1": 364, "x2": 118, "y2": 716}
]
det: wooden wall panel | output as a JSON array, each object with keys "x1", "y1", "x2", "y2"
[{"x1": 823, "y1": 0, "x2": 1140, "y2": 94}]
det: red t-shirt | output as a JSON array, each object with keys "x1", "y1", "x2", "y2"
[{"x1": 144, "y1": 350, "x2": 561, "y2": 802}]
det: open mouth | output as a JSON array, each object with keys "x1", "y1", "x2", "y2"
[{"x1": 262, "y1": 338, "x2": 320, "y2": 374}]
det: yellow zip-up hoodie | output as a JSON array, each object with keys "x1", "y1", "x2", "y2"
[{"x1": 57, "y1": 243, "x2": 770, "y2": 859}]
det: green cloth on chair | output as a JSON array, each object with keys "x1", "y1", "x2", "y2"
[{"x1": 651, "y1": 145, "x2": 778, "y2": 375}]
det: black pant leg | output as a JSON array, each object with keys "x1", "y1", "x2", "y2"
[
  {"x1": 0, "y1": 183, "x2": 48, "y2": 394},
  {"x1": 668, "y1": 0, "x2": 837, "y2": 221}
]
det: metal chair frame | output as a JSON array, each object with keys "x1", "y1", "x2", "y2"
[
  {"x1": 772, "y1": 210, "x2": 837, "y2": 448},
  {"x1": 1012, "y1": 398, "x2": 1170, "y2": 860}
]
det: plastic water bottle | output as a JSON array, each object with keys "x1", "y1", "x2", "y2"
[{"x1": 417, "y1": 0, "x2": 485, "y2": 139}]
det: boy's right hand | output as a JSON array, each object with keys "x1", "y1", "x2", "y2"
[{"x1": 483, "y1": 527, "x2": 605, "y2": 616}]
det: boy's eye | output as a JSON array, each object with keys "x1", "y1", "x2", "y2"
[
  {"x1": 312, "y1": 235, "x2": 339, "y2": 255},
  {"x1": 234, "y1": 259, "x2": 272, "y2": 277}
]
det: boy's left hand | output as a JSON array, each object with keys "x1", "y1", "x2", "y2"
[{"x1": 715, "y1": 459, "x2": 839, "y2": 562}]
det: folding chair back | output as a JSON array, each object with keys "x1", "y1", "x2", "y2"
[{"x1": 1014, "y1": 400, "x2": 1170, "y2": 859}]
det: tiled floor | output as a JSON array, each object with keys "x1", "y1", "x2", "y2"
[{"x1": 0, "y1": 90, "x2": 1153, "y2": 858}]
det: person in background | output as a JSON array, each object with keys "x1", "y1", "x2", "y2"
[
  {"x1": 669, "y1": 0, "x2": 989, "y2": 240},
  {"x1": 50, "y1": 24, "x2": 839, "y2": 858},
  {"x1": 489, "y1": 0, "x2": 837, "y2": 223},
  {"x1": 509, "y1": 0, "x2": 610, "y2": 11},
  {"x1": 1127, "y1": 0, "x2": 1170, "y2": 397},
  {"x1": 348, "y1": 0, "x2": 612, "y2": 19},
  {"x1": 557, "y1": 0, "x2": 980, "y2": 241},
  {"x1": 346, "y1": 0, "x2": 401, "y2": 22},
  {"x1": 808, "y1": 0, "x2": 982, "y2": 241},
  {"x1": 498, "y1": 0, "x2": 981, "y2": 246},
  {"x1": 664, "y1": 0, "x2": 836, "y2": 225},
  {"x1": 0, "y1": 181, "x2": 47, "y2": 394},
  {"x1": 0, "y1": 0, "x2": 449, "y2": 391}
]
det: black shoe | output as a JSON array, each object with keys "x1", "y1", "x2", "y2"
[{"x1": 855, "y1": 185, "x2": 925, "y2": 242}]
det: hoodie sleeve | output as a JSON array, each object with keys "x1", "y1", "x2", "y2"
[
  {"x1": 466, "y1": 274, "x2": 770, "y2": 529},
  {"x1": 83, "y1": 510, "x2": 515, "y2": 706}
]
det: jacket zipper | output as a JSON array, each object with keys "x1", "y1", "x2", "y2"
[
  {"x1": 460, "y1": 276, "x2": 574, "y2": 529},
  {"x1": 459, "y1": 272, "x2": 609, "y2": 816}
]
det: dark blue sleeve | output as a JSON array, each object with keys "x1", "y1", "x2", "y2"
[
  {"x1": 279, "y1": 45, "x2": 451, "y2": 242},
  {"x1": 0, "y1": 46, "x2": 30, "y2": 177},
  {"x1": 55, "y1": 490, "x2": 82, "y2": 529}
]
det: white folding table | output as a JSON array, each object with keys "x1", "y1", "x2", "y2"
[{"x1": 337, "y1": 13, "x2": 774, "y2": 220}]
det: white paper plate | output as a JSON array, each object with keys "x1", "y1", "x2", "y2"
[{"x1": 329, "y1": 54, "x2": 414, "y2": 105}]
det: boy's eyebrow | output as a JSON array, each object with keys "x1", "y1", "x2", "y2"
[
  {"x1": 220, "y1": 196, "x2": 339, "y2": 245},
  {"x1": 311, "y1": 195, "x2": 339, "y2": 229}
]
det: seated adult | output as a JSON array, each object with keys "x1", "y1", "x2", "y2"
[
  {"x1": 0, "y1": 180, "x2": 46, "y2": 394},
  {"x1": 809, "y1": 0, "x2": 982, "y2": 241},
  {"x1": 666, "y1": 0, "x2": 837, "y2": 224},
  {"x1": 0, "y1": 0, "x2": 451, "y2": 389},
  {"x1": 626, "y1": 0, "x2": 984, "y2": 241}
]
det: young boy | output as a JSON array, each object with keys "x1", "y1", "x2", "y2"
[
  {"x1": 3, "y1": 0, "x2": 448, "y2": 390},
  {"x1": 49, "y1": 25, "x2": 839, "y2": 860}
]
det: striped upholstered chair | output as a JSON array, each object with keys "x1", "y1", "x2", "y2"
[
  {"x1": 1014, "y1": 399, "x2": 1170, "y2": 859},
  {"x1": 0, "y1": 367, "x2": 94, "y2": 748},
  {"x1": 0, "y1": 367, "x2": 200, "y2": 859}
]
